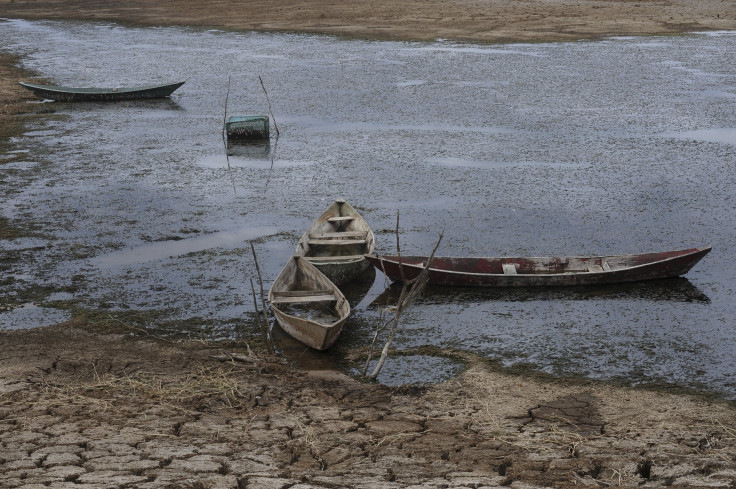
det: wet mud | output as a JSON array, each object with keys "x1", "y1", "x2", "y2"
[{"x1": 2, "y1": 20, "x2": 735, "y2": 398}]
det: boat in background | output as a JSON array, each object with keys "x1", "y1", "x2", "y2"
[
  {"x1": 365, "y1": 246, "x2": 711, "y2": 287},
  {"x1": 18, "y1": 81, "x2": 185, "y2": 102},
  {"x1": 295, "y1": 199, "x2": 376, "y2": 286},
  {"x1": 268, "y1": 255, "x2": 350, "y2": 350}
]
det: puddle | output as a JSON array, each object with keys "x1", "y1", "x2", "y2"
[
  {"x1": 360, "y1": 354, "x2": 465, "y2": 386},
  {"x1": 666, "y1": 128, "x2": 736, "y2": 145},
  {"x1": 93, "y1": 226, "x2": 281, "y2": 267},
  {"x1": 0, "y1": 303, "x2": 71, "y2": 331}
]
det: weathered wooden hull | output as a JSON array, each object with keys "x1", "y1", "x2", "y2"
[
  {"x1": 306, "y1": 258, "x2": 372, "y2": 287},
  {"x1": 365, "y1": 247, "x2": 711, "y2": 287},
  {"x1": 225, "y1": 115, "x2": 270, "y2": 140},
  {"x1": 295, "y1": 199, "x2": 376, "y2": 286},
  {"x1": 19, "y1": 81, "x2": 185, "y2": 102},
  {"x1": 268, "y1": 256, "x2": 350, "y2": 350}
]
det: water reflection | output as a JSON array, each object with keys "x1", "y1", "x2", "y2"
[
  {"x1": 226, "y1": 140, "x2": 271, "y2": 158},
  {"x1": 44, "y1": 98, "x2": 184, "y2": 111},
  {"x1": 369, "y1": 277, "x2": 711, "y2": 307}
]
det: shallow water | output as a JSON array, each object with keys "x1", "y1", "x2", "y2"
[{"x1": 1, "y1": 19, "x2": 735, "y2": 396}]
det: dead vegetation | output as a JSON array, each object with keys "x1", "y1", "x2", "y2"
[{"x1": 2, "y1": 321, "x2": 736, "y2": 487}]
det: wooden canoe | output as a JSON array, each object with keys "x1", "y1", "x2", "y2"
[
  {"x1": 295, "y1": 199, "x2": 376, "y2": 286},
  {"x1": 18, "y1": 81, "x2": 185, "y2": 102},
  {"x1": 225, "y1": 115, "x2": 270, "y2": 140},
  {"x1": 365, "y1": 246, "x2": 711, "y2": 287},
  {"x1": 268, "y1": 255, "x2": 351, "y2": 350}
]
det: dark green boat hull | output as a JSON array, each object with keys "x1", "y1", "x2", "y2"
[{"x1": 19, "y1": 81, "x2": 185, "y2": 102}]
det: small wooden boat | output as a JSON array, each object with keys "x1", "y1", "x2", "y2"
[
  {"x1": 18, "y1": 81, "x2": 185, "y2": 102},
  {"x1": 225, "y1": 115, "x2": 270, "y2": 140},
  {"x1": 365, "y1": 246, "x2": 711, "y2": 287},
  {"x1": 268, "y1": 256, "x2": 351, "y2": 350},
  {"x1": 295, "y1": 199, "x2": 376, "y2": 286}
]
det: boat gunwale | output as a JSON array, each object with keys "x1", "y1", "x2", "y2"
[
  {"x1": 18, "y1": 81, "x2": 186, "y2": 102},
  {"x1": 19, "y1": 80, "x2": 185, "y2": 95}
]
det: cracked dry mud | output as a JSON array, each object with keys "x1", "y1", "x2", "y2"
[{"x1": 1, "y1": 323, "x2": 735, "y2": 488}]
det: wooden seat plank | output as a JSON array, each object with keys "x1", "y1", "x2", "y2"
[
  {"x1": 304, "y1": 255, "x2": 365, "y2": 262},
  {"x1": 309, "y1": 231, "x2": 367, "y2": 239},
  {"x1": 272, "y1": 289, "x2": 332, "y2": 297},
  {"x1": 271, "y1": 291, "x2": 337, "y2": 304},
  {"x1": 307, "y1": 238, "x2": 367, "y2": 246}
]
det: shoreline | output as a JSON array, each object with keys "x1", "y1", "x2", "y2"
[{"x1": 2, "y1": 3, "x2": 736, "y2": 487}]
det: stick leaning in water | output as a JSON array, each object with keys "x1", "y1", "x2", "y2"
[
  {"x1": 368, "y1": 229, "x2": 444, "y2": 378},
  {"x1": 251, "y1": 242, "x2": 273, "y2": 352}
]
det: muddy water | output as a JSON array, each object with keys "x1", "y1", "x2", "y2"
[{"x1": 1, "y1": 19, "x2": 735, "y2": 396}]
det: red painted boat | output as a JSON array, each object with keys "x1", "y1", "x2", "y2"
[{"x1": 365, "y1": 247, "x2": 711, "y2": 287}]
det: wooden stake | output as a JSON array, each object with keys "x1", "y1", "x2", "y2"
[
  {"x1": 251, "y1": 242, "x2": 273, "y2": 352},
  {"x1": 249, "y1": 277, "x2": 267, "y2": 344},
  {"x1": 223, "y1": 75, "x2": 231, "y2": 144},
  {"x1": 259, "y1": 76, "x2": 280, "y2": 137}
]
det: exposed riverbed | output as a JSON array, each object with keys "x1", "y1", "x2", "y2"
[{"x1": 1, "y1": 19, "x2": 735, "y2": 397}]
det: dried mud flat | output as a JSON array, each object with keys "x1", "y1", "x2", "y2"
[
  {"x1": 3, "y1": 1, "x2": 736, "y2": 487},
  {"x1": 1, "y1": 0, "x2": 735, "y2": 43},
  {"x1": 1, "y1": 322, "x2": 736, "y2": 489},
  {"x1": 1, "y1": 150, "x2": 736, "y2": 483}
]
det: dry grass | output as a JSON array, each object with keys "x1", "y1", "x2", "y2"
[{"x1": 38, "y1": 364, "x2": 250, "y2": 411}]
